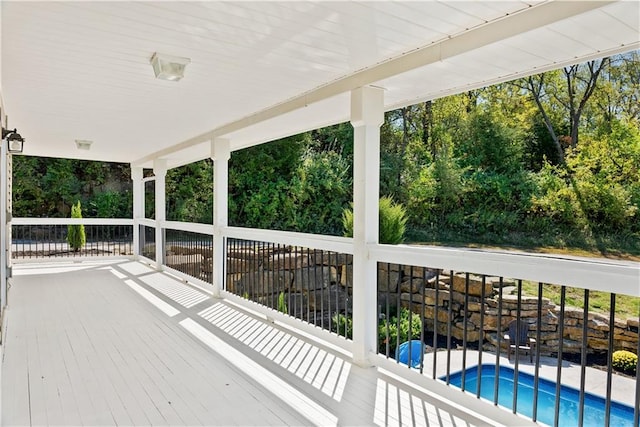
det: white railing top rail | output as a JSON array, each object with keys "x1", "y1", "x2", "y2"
[
  {"x1": 163, "y1": 220, "x2": 214, "y2": 236},
  {"x1": 225, "y1": 226, "x2": 353, "y2": 254},
  {"x1": 11, "y1": 218, "x2": 638, "y2": 296},
  {"x1": 138, "y1": 218, "x2": 156, "y2": 227},
  {"x1": 13, "y1": 217, "x2": 134, "y2": 226},
  {"x1": 371, "y1": 244, "x2": 640, "y2": 297}
]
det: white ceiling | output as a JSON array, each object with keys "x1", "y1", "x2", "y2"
[{"x1": 1, "y1": 1, "x2": 638, "y2": 169}]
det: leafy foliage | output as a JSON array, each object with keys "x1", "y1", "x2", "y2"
[
  {"x1": 288, "y1": 150, "x2": 351, "y2": 234},
  {"x1": 332, "y1": 307, "x2": 423, "y2": 359},
  {"x1": 612, "y1": 350, "x2": 637, "y2": 375},
  {"x1": 67, "y1": 201, "x2": 86, "y2": 252},
  {"x1": 331, "y1": 313, "x2": 353, "y2": 338},
  {"x1": 277, "y1": 292, "x2": 288, "y2": 314},
  {"x1": 378, "y1": 308, "x2": 423, "y2": 355},
  {"x1": 342, "y1": 196, "x2": 407, "y2": 244},
  {"x1": 11, "y1": 54, "x2": 640, "y2": 257}
]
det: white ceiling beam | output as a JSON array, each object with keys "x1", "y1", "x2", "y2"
[
  {"x1": 132, "y1": 0, "x2": 615, "y2": 166},
  {"x1": 385, "y1": 41, "x2": 640, "y2": 112}
]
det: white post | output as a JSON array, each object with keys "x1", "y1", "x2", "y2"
[
  {"x1": 0, "y1": 142, "x2": 7, "y2": 312},
  {"x1": 153, "y1": 159, "x2": 167, "y2": 269},
  {"x1": 211, "y1": 138, "x2": 230, "y2": 297},
  {"x1": 350, "y1": 86, "x2": 384, "y2": 367},
  {"x1": 131, "y1": 166, "x2": 143, "y2": 258}
]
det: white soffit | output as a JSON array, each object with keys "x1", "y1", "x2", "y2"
[{"x1": 1, "y1": 1, "x2": 638, "y2": 168}]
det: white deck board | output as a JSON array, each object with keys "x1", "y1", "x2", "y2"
[{"x1": 2, "y1": 260, "x2": 487, "y2": 426}]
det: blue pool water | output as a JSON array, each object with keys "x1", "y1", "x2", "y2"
[{"x1": 446, "y1": 365, "x2": 636, "y2": 427}]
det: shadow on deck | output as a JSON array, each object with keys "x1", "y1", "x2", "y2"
[{"x1": 2, "y1": 260, "x2": 489, "y2": 426}]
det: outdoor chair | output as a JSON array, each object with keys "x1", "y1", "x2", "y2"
[{"x1": 504, "y1": 319, "x2": 536, "y2": 363}]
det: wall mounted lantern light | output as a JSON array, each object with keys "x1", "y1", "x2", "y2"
[
  {"x1": 150, "y1": 52, "x2": 191, "y2": 81},
  {"x1": 2, "y1": 128, "x2": 25, "y2": 153}
]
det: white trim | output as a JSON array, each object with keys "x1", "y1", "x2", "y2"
[
  {"x1": 138, "y1": 218, "x2": 155, "y2": 228},
  {"x1": 132, "y1": 1, "x2": 612, "y2": 165},
  {"x1": 224, "y1": 226, "x2": 353, "y2": 254},
  {"x1": 1, "y1": 145, "x2": 7, "y2": 312},
  {"x1": 163, "y1": 220, "x2": 213, "y2": 236},
  {"x1": 162, "y1": 265, "x2": 213, "y2": 291},
  {"x1": 370, "y1": 244, "x2": 640, "y2": 297},
  {"x1": 12, "y1": 218, "x2": 134, "y2": 226},
  {"x1": 12, "y1": 255, "x2": 135, "y2": 265},
  {"x1": 137, "y1": 255, "x2": 157, "y2": 269}
]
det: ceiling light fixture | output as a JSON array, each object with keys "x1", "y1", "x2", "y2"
[
  {"x1": 75, "y1": 139, "x2": 93, "y2": 150},
  {"x1": 150, "y1": 52, "x2": 191, "y2": 81},
  {"x1": 2, "y1": 127, "x2": 25, "y2": 153}
]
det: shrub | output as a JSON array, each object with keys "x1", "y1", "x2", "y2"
[
  {"x1": 612, "y1": 350, "x2": 637, "y2": 375},
  {"x1": 342, "y1": 196, "x2": 407, "y2": 244},
  {"x1": 407, "y1": 151, "x2": 465, "y2": 227},
  {"x1": 378, "y1": 308, "x2": 422, "y2": 355},
  {"x1": 67, "y1": 201, "x2": 86, "y2": 252},
  {"x1": 277, "y1": 292, "x2": 288, "y2": 314},
  {"x1": 331, "y1": 313, "x2": 353, "y2": 339}
]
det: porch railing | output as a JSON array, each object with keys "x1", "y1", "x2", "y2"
[
  {"x1": 12, "y1": 218, "x2": 133, "y2": 259},
  {"x1": 371, "y1": 245, "x2": 639, "y2": 427},
  {"x1": 11, "y1": 217, "x2": 639, "y2": 426}
]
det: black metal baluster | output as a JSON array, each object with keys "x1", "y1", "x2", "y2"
[
  {"x1": 432, "y1": 270, "x2": 440, "y2": 380},
  {"x1": 605, "y1": 293, "x2": 616, "y2": 427},
  {"x1": 446, "y1": 270, "x2": 453, "y2": 385},
  {"x1": 554, "y1": 286, "x2": 567, "y2": 427},
  {"x1": 419, "y1": 266, "x2": 426, "y2": 373},
  {"x1": 462, "y1": 273, "x2": 470, "y2": 391},
  {"x1": 320, "y1": 250, "x2": 325, "y2": 330},
  {"x1": 513, "y1": 279, "x2": 522, "y2": 414},
  {"x1": 477, "y1": 275, "x2": 486, "y2": 399},
  {"x1": 532, "y1": 282, "x2": 543, "y2": 422},
  {"x1": 578, "y1": 289, "x2": 589, "y2": 427},
  {"x1": 407, "y1": 265, "x2": 414, "y2": 369},
  {"x1": 395, "y1": 264, "x2": 402, "y2": 363},
  {"x1": 635, "y1": 305, "x2": 639, "y2": 427}
]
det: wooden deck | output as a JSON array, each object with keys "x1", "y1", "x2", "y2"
[{"x1": 1, "y1": 260, "x2": 487, "y2": 427}]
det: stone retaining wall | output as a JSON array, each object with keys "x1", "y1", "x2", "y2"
[{"x1": 170, "y1": 244, "x2": 639, "y2": 355}]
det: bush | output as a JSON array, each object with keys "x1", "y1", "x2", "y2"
[
  {"x1": 612, "y1": 350, "x2": 637, "y2": 375},
  {"x1": 407, "y1": 151, "x2": 465, "y2": 227},
  {"x1": 331, "y1": 313, "x2": 353, "y2": 339},
  {"x1": 67, "y1": 201, "x2": 86, "y2": 252},
  {"x1": 277, "y1": 292, "x2": 288, "y2": 314},
  {"x1": 342, "y1": 196, "x2": 407, "y2": 244},
  {"x1": 378, "y1": 308, "x2": 422, "y2": 355}
]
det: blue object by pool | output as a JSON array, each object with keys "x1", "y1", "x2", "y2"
[
  {"x1": 445, "y1": 365, "x2": 635, "y2": 427},
  {"x1": 395, "y1": 340, "x2": 424, "y2": 368}
]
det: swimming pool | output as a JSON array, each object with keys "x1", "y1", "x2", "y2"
[{"x1": 446, "y1": 365, "x2": 635, "y2": 427}]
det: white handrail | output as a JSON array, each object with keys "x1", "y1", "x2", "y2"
[
  {"x1": 224, "y1": 226, "x2": 353, "y2": 254},
  {"x1": 138, "y1": 218, "x2": 156, "y2": 227},
  {"x1": 13, "y1": 217, "x2": 134, "y2": 226},
  {"x1": 11, "y1": 218, "x2": 639, "y2": 297},
  {"x1": 371, "y1": 244, "x2": 640, "y2": 297},
  {"x1": 163, "y1": 221, "x2": 213, "y2": 236}
]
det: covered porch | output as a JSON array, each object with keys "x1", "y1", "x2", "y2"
[
  {"x1": 1, "y1": 1, "x2": 639, "y2": 426},
  {"x1": 2, "y1": 259, "x2": 498, "y2": 426}
]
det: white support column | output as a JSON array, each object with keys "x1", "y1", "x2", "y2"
[
  {"x1": 0, "y1": 142, "x2": 7, "y2": 311},
  {"x1": 131, "y1": 166, "x2": 143, "y2": 258},
  {"x1": 350, "y1": 86, "x2": 384, "y2": 367},
  {"x1": 211, "y1": 138, "x2": 230, "y2": 297},
  {"x1": 153, "y1": 159, "x2": 167, "y2": 269}
]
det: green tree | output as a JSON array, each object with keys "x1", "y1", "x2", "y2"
[
  {"x1": 288, "y1": 150, "x2": 351, "y2": 234},
  {"x1": 67, "y1": 201, "x2": 86, "y2": 252}
]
